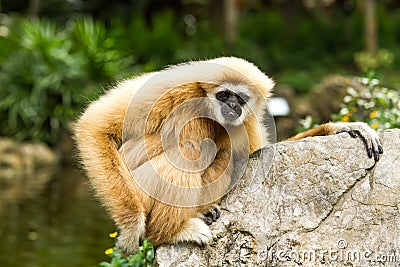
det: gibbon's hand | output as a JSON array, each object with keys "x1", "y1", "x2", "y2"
[
  {"x1": 328, "y1": 122, "x2": 383, "y2": 162},
  {"x1": 202, "y1": 205, "x2": 221, "y2": 225}
]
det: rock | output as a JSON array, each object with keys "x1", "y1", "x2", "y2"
[
  {"x1": 155, "y1": 129, "x2": 400, "y2": 266},
  {"x1": 0, "y1": 138, "x2": 57, "y2": 179}
]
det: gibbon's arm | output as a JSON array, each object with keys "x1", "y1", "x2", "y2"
[
  {"x1": 119, "y1": 134, "x2": 164, "y2": 170},
  {"x1": 286, "y1": 122, "x2": 383, "y2": 161},
  {"x1": 74, "y1": 84, "x2": 149, "y2": 252}
]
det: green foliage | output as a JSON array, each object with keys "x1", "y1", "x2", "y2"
[
  {"x1": 0, "y1": 17, "x2": 135, "y2": 144},
  {"x1": 296, "y1": 115, "x2": 319, "y2": 134},
  {"x1": 331, "y1": 72, "x2": 400, "y2": 130},
  {"x1": 354, "y1": 49, "x2": 395, "y2": 73},
  {"x1": 278, "y1": 70, "x2": 319, "y2": 95},
  {"x1": 0, "y1": 19, "x2": 82, "y2": 143},
  {"x1": 1, "y1": 6, "x2": 400, "y2": 144},
  {"x1": 235, "y1": 9, "x2": 364, "y2": 93},
  {"x1": 298, "y1": 72, "x2": 400, "y2": 132},
  {"x1": 69, "y1": 17, "x2": 134, "y2": 82},
  {"x1": 118, "y1": 12, "x2": 183, "y2": 71},
  {"x1": 99, "y1": 239, "x2": 154, "y2": 267}
]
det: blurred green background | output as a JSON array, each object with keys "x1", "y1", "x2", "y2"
[
  {"x1": 0, "y1": 0, "x2": 399, "y2": 266},
  {"x1": 0, "y1": 0, "x2": 399, "y2": 145}
]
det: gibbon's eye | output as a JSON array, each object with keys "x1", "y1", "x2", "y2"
[
  {"x1": 216, "y1": 91, "x2": 231, "y2": 101},
  {"x1": 237, "y1": 93, "x2": 249, "y2": 105}
]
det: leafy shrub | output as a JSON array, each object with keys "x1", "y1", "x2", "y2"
[
  {"x1": 298, "y1": 73, "x2": 400, "y2": 132},
  {"x1": 0, "y1": 19, "x2": 83, "y2": 143},
  {"x1": 99, "y1": 232, "x2": 154, "y2": 267},
  {"x1": 68, "y1": 17, "x2": 135, "y2": 82},
  {"x1": 354, "y1": 49, "x2": 395, "y2": 73},
  {"x1": 331, "y1": 74, "x2": 400, "y2": 130},
  {"x1": 118, "y1": 11, "x2": 184, "y2": 71},
  {"x1": 0, "y1": 17, "x2": 135, "y2": 145}
]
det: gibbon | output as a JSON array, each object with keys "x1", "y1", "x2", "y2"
[{"x1": 74, "y1": 57, "x2": 382, "y2": 255}]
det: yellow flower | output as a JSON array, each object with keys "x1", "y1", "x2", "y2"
[
  {"x1": 341, "y1": 115, "x2": 350, "y2": 122},
  {"x1": 105, "y1": 248, "x2": 114, "y2": 255},
  {"x1": 369, "y1": 110, "x2": 378, "y2": 119},
  {"x1": 109, "y1": 232, "x2": 118, "y2": 238},
  {"x1": 351, "y1": 107, "x2": 357, "y2": 112},
  {"x1": 371, "y1": 123, "x2": 379, "y2": 129}
]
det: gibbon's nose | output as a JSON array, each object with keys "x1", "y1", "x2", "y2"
[
  {"x1": 229, "y1": 102, "x2": 236, "y2": 108},
  {"x1": 221, "y1": 104, "x2": 241, "y2": 121}
]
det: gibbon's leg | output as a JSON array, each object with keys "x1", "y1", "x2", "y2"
[
  {"x1": 142, "y1": 140, "x2": 213, "y2": 246},
  {"x1": 286, "y1": 122, "x2": 383, "y2": 161},
  {"x1": 74, "y1": 91, "x2": 147, "y2": 255},
  {"x1": 198, "y1": 149, "x2": 233, "y2": 224}
]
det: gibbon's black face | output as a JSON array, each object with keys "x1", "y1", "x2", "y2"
[{"x1": 215, "y1": 90, "x2": 250, "y2": 122}]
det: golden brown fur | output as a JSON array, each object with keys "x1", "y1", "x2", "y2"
[
  {"x1": 74, "y1": 57, "x2": 382, "y2": 255},
  {"x1": 75, "y1": 57, "x2": 273, "y2": 254}
]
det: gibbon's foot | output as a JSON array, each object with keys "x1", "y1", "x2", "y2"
[
  {"x1": 116, "y1": 233, "x2": 139, "y2": 256},
  {"x1": 115, "y1": 215, "x2": 146, "y2": 256},
  {"x1": 202, "y1": 206, "x2": 221, "y2": 225},
  {"x1": 329, "y1": 122, "x2": 383, "y2": 161},
  {"x1": 172, "y1": 218, "x2": 213, "y2": 245}
]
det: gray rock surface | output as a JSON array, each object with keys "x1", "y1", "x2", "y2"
[{"x1": 155, "y1": 129, "x2": 400, "y2": 266}]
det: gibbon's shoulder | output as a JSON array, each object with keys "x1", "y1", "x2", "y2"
[{"x1": 112, "y1": 57, "x2": 274, "y2": 100}]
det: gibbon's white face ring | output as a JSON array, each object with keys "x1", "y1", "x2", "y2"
[{"x1": 121, "y1": 61, "x2": 276, "y2": 207}]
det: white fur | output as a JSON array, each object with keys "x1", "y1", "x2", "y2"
[
  {"x1": 116, "y1": 212, "x2": 146, "y2": 255},
  {"x1": 172, "y1": 217, "x2": 213, "y2": 245}
]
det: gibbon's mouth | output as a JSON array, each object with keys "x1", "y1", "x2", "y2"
[{"x1": 221, "y1": 105, "x2": 241, "y2": 121}]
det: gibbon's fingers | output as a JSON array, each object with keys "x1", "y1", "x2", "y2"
[
  {"x1": 285, "y1": 122, "x2": 382, "y2": 162},
  {"x1": 203, "y1": 216, "x2": 213, "y2": 226},
  {"x1": 327, "y1": 122, "x2": 383, "y2": 162},
  {"x1": 202, "y1": 205, "x2": 221, "y2": 225}
]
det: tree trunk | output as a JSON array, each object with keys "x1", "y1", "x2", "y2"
[
  {"x1": 223, "y1": 0, "x2": 239, "y2": 49},
  {"x1": 29, "y1": 0, "x2": 40, "y2": 18},
  {"x1": 365, "y1": 0, "x2": 378, "y2": 55}
]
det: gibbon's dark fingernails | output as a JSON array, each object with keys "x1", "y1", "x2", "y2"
[
  {"x1": 355, "y1": 132, "x2": 369, "y2": 153},
  {"x1": 214, "y1": 208, "x2": 221, "y2": 219},
  {"x1": 211, "y1": 210, "x2": 219, "y2": 221},
  {"x1": 367, "y1": 148, "x2": 373, "y2": 158},
  {"x1": 203, "y1": 217, "x2": 213, "y2": 225},
  {"x1": 378, "y1": 145, "x2": 383, "y2": 154},
  {"x1": 374, "y1": 151, "x2": 380, "y2": 161},
  {"x1": 348, "y1": 130, "x2": 357, "y2": 138}
]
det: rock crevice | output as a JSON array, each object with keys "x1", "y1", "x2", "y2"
[{"x1": 156, "y1": 130, "x2": 400, "y2": 266}]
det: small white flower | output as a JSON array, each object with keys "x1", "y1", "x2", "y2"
[
  {"x1": 343, "y1": 96, "x2": 352, "y2": 103},
  {"x1": 371, "y1": 79, "x2": 379, "y2": 86},
  {"x1": 347, "y1": 87, "x2": 358, "y2": 97}
]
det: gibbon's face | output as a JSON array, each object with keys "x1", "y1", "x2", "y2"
[{"x1": 210, "y1": 83, "x2": 253, "y2": 127}]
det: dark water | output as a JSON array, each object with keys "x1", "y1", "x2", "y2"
[{"x1": 0, "y1": 166, "x2": 115, "y2": 267}]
